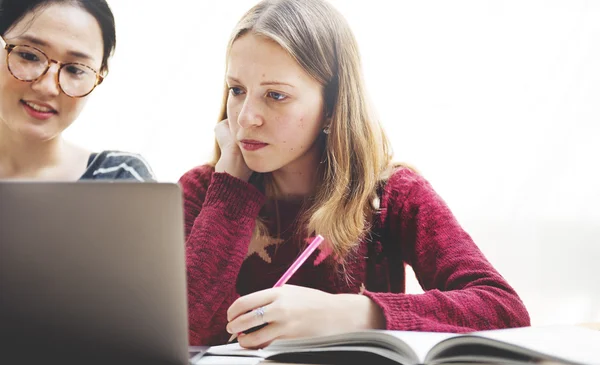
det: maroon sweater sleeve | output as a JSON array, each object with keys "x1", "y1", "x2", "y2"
[
  {"x1": 179, "y1": 165, "x2": 265, "y2": 345},
  {"x1": 363, "y1": 168, "x2": 530, "y2": 332}
]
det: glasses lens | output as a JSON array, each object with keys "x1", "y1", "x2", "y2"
[
  {"x1": 59, "y1": 64, "x2": 97, "y2": 97},
  {"x1": 7, "y1": 45, "x2": 48, "y2": 81}
]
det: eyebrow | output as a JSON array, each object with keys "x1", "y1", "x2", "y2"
[
  {"x1": 227, "y1": 76, "x2": 295, "y2": 88},
  {"x1": 16, "y1": 35, "x2": 94, "y2": 61}
]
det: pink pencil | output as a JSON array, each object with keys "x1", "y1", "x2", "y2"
[{"x1": 228, "y1": 234, "x2": 325, "y2": 343}]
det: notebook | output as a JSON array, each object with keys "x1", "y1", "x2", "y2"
[{"x1": 202, "y1": 325, "x2": 600, "y2": 365}]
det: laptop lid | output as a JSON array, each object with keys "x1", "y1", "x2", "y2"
[{"x1": 0, "y1": 182, "x2": 189, "y2": 365}]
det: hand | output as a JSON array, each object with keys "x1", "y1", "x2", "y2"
[
  {"x1": 214, "y1": 119, "x2": 253, "y2": 181},
  {"x1": 226, "y1": 285, "x2": 385, "y2": 349}
]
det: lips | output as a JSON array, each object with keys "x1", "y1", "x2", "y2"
[
  {"x1": 241, "y1": 139, "x2": 266, "y2": 145},
  {"x1": 21, "y1": 100, "x2": 58, "y2": 121},
  {"x1": 21, "y1": 100, "x2": 57, "y2": 114},
  {"x1": 240, "y1": 139, "x2": 268, "y2": 151}
]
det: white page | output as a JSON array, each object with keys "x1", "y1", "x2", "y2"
[
  {"x1": 470, "y1": 325, "x2": 600, "y2": 364},
  {"x1": 269, "y1": 330, "x2": 457, "y2": 363},
  {"x1": 192, "y1": 355, "x2": 262, "y2": 365},
  {"x1": 205, "y1": 343, "x2": 270, "y2": 358},
  {"x1": 386, "y1": 331, "x2": 458, "y2": 362}
]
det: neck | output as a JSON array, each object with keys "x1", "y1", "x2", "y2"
[
  {"x1": 0, "y1": 122, "x2": 65, "y2": 179},
  {"x1": 271, "y1": 148, "x2": 322, "y2": 200}
]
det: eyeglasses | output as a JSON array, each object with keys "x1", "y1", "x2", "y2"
[{"x1": 0, "y1": 36, "x2": 104, "y2": 98}]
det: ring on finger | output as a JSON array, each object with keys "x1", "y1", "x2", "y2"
[{"x1": 254, "y1": 306, "x2": 266, "y2": 324}]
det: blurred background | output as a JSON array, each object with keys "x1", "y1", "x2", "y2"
[{"x1": 66, "y1": 0, "x2": 600, "y2": 326}]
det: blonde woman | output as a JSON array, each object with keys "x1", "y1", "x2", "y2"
[{"x1": 180, "y1": 0, "x2": 529, "y2": 348}]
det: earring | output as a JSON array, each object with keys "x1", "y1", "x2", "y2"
[{"x1": 322, "y1": 126, "x2": 330, "y2": 135}]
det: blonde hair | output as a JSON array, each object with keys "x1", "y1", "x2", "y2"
[{"x1": 211, "y1": 0, "x2": 395, "y2": 261}]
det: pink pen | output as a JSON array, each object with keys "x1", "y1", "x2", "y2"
[{"x1": 227, "y1": 234, "x2": 325, "y2": 343}]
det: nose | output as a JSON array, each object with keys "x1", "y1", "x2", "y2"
[
  {"x1": 236, "y1": 97, "x2": 264, "y2": 128},
  {"x1": 30, "y1": 62, "x2": 60, "y2": 97}
]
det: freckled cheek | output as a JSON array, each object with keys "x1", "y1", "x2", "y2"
[
  {"x1": 227, "y1": 103, "x2": 241, "y2": 123},
  {"x1": 279, "y1": 116, "x2": 312, "y2": 153},
  {"x1": 231, "y1": 111, "x2": 241, "y2": 133}
]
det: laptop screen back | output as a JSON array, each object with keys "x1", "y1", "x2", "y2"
[{"x1": 0, "y1": 182, "x2": 189, "y2": 365}]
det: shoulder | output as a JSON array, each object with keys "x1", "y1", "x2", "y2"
[
  {"x1": 82, "y1": 150, "x2": 156, "y2": 182},
  {"x1": 373, "y1": 166, "x2": 459, "y2": 236},
  {"x1": 384, "y1": 166, "x2": 429, "y2": 197},
  {"x1": 178, "y1": 164, "x2": 215, "y2": 191},
  {"x1": 381, "y1": 165, "x2": 444, "y2": 210}
]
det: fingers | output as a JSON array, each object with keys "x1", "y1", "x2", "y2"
[
  {"x1": 227, "y1": 288, "x2": 278, "y2": 322},
  {"x1": 214, "y1": 119, "x2": 230, "y2": 142},
  {"x1": 227, "y1": 303, "x2": 273, "y2": 335},
  {"x1": 238, "y1": 321, "x2": 285, "y2": 349}
]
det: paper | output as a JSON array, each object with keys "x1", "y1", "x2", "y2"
[
  {"x1": 204, "y1": 343, "x2": 266, "y2": 357},
  {"x1": 191, "y1": 355, "x2": 262, "y2": 365}
]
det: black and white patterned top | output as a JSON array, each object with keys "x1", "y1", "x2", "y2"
[{"x1": 80, "y1": 151, "x2": 155, "y2": 181}]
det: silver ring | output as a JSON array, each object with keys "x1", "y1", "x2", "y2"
[{"x1": 254, "y1": 306, "x2": 266, "y2": 324}]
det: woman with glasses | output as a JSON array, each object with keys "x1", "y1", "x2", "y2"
[{"x1": 0, "y1": 0, "x2": 154, "y2": 181}]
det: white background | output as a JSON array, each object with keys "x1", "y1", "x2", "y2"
[{"x1": 64, "y1": 0, "x2": 600, "y2": 326}]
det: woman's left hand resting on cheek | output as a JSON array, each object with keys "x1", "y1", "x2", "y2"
[{"x1": 226, "y1": 285, "x2": 386, "y2": 349}]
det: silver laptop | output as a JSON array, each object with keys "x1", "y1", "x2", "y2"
[{"x1": 0, "y1": 182, "x2": 193, "y2": 364}]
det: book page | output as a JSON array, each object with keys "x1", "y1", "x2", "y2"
[
  {"x1": 205, "y1": 343, "x2": 268, "y2": 357},
  {"x1": 385, "y1": 331, "x2": 458, "y2": 362},
  {"x1": 429, "y1": 325, "x2": 600, "y2": 364},
  {"x1": 269, "y1": 330, "x2": 457, "y2": 363},
  {"x1": 192, "y1": 355, "x2": 262, "y2": 365},
  {"x1": 477, "y1": 325, "x2": 600, "y2": 364}
]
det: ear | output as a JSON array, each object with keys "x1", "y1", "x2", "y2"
[{"x1": 322, "y1": 118, "x2": 332, "y2": 134}]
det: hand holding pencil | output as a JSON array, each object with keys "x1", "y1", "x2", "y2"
[
  {"x1": 226, "y1": 233, "x2": 384, "y2": 348},
  {"x1": 227, "y1": 235, "x2": 325, "y2": 344}
]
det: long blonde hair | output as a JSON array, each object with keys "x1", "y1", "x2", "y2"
[{"x1": 211, "y1": 0, "x2": 394, "y2": 261}]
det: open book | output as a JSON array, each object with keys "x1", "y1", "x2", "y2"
[{"x1": 202, "y1": 325, "x2": 600, "y2": 365}]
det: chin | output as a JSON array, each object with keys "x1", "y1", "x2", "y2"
[
  {"x1": 248, "y1": 165, "x2": 276, "y2": 174},
  {"x1": 245, "y1": 160, "x2": 280, "y2": 174},
  {"x1": 17, "y1": 124, "x2": 61, "y2": 142}
]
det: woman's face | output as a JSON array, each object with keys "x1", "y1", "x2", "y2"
[
  {"x1": 0, "y1": 3, "x2": 104, "y2": 142},
  {"x1": 226, "y1": 33, "x2": 326, "y2": 174}
]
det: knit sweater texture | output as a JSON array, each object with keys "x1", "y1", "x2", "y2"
[{"x1": 180, "y1": 165, "x2": 530, "y2": 345}]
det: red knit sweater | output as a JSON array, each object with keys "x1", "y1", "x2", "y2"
[{"x1": 180, "y1": 165, "x2": 530, "y2": 346}]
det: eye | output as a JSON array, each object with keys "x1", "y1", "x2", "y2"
[
  {"x1": 267, "y1": 91, "x2": 287, "y2": 101},
  {"x1": 65, "y1": 64, "x2": 86, "y2": 76},
  {"x1": 17, "y1": 51, "x2": 40, "y2": 62},
  {"x1": 229, "y1": 87, "x2": 245, "y2": 96}
]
